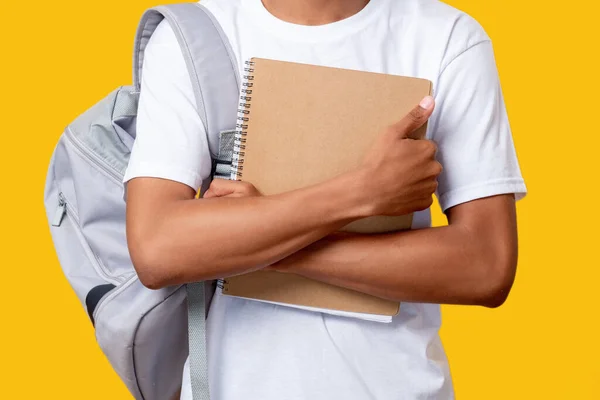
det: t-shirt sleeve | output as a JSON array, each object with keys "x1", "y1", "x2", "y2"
[
  {"x1": 123, "y1": 19, "x2": 213, "y2": 195},
  {"x1": 430, "y1": 40, "x2": 527, "y2": 212}
]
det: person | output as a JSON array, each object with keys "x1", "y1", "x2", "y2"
[{"x1": 123, "y1": 0, "x2": 527, "y2": 398}]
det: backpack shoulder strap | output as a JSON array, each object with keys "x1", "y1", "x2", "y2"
[
  {"x1": 133, "y1": 4, "x2": 239, "y2": 399},
  {"x1": 133, "y1": 2, "x2": 240, "y2": 153}
]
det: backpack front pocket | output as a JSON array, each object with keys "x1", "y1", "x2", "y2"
[{"x1": 49, "y1": 190, "x2": 123, "y2": 315}]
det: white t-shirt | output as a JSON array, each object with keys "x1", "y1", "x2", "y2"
[{"x1": 123, "y1": 0, "x2": 527, "y2": 399}]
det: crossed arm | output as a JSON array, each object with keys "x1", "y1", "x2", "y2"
[
  {"x1": 126, "y1": 174, "x2": 517, "y2": 308},
  {"x1": 268, "y1": 193, "x2": 517, "y2": 308},
  {"x1": 126, "y1": 101, "x2": 519, "y2": 308}
]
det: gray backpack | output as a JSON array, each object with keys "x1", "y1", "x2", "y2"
[{"x1": 43, "y1": 3, "x2": 239, "y2": 399}]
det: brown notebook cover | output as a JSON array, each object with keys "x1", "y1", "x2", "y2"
[{"x1": 222, "y1": 58, "x2": 432, "y2": 316}]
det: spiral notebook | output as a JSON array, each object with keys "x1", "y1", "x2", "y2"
[{"x1": 221, "y1": 58, "x2": 432, "y2": 319}]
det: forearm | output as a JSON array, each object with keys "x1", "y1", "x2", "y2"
[
  {"x1": 127, "y1": 172, "x2": 367, "y2": 287},
  {"x1": 128, "y1": 99, "x2": 441, "y2": 289},
  {"x1": 274, "y1": 217, "x2": 516, "y2": 307}
]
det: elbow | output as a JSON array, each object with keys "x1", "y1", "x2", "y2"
[
  {"x1": 137, "y1": 267, "x2": 170, "y2": 291},
  {"x1": 128, "y1": 238, "x2": 173, "y2": 290},
  {"x1": 475, "y1": 250, "x2": 518, "y2": 309},
  {"x1": 479, "y1": 278, "x2": 512, "y2": 309}
]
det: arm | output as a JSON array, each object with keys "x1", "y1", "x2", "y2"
[
  {"x1": 126, "y1": 97, "x2": 441, "y2": 289},
  {"x1": 270, "y1": 194, "x2": 518, "y2": 308},
  {"x1": 122, "y1": 21, "x2": 372, "y2": 289},
  {"x1": 127, "y1": 172, "x2": 362, "y2": 288},
  {"x1": 271, "y1": 36, "x2": 527, "y2": 308}
]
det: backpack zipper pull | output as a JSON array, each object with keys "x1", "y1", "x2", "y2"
[{"x1": 52, "y1": 193, "x2": 67, "y2": 227}]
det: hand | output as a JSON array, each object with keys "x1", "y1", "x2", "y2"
[
  {"x1": 203, "y1": 178, "x2": 261, "y2": 198},
  {"x1": 357, "y1": 96, "x2": 442, "y2": 216}
]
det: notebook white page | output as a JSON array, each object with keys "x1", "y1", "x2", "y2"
[{"x1": 219, "y1": 287, "x2": 393, "y2": 323}]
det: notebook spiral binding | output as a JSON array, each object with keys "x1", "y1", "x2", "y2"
[
  {"x1": 216, "y1": 279, "x2": 227, "y2": 292},
  {"x1": 231, "y1": 60, "x2": 255, "y2": 180}
]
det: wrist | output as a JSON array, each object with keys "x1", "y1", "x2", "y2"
[
  {"x1": 278, "y1": 167, "x2": 372, "y2": 230},
  {"x1": 334, "y1": 168, "x2": 373, "y2": 220}
]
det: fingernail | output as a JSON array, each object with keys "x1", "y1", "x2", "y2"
[{"x1": 419, "y1": 96, "x2": 434, "y2": 109}]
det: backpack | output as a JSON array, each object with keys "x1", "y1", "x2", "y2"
[{"x1": 43, "y1": 3, "x2": 240, "y2": 399}]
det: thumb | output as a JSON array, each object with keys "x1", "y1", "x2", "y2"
[{"x1": 390, "y1": 96, "x2": 435, "y2": 139}]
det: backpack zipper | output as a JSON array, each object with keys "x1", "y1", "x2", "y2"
[
  {"x1": 52, "y1": 193, "x2": 67, "y2": 227},
  {"x1": 53, "y1": 192, "x2": 121, "y2": 285},
  {"x1": 65, "y1": 127, "x2": 124, "y2": 186}
]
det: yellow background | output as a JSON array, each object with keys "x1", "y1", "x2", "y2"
[{"x1": 1, "y1": 0, "x2": 598, "y2": 398}]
